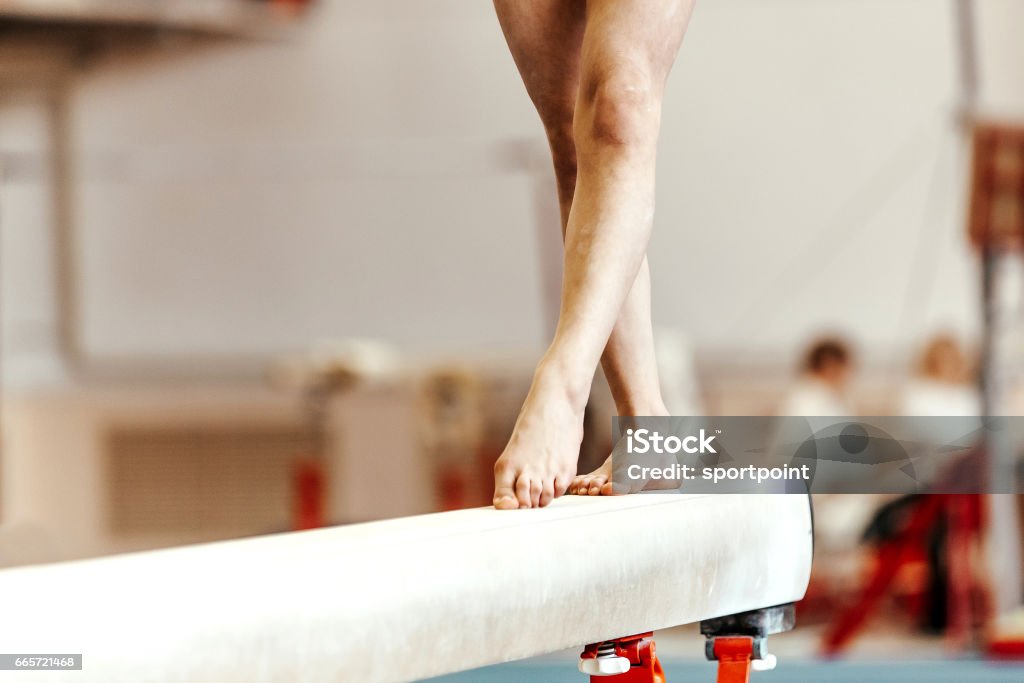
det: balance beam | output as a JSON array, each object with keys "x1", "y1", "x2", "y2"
[{"x1": 0, "y1": 494, "x2": 813, "y2": 682}]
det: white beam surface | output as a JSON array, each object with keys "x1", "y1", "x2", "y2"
[{"x1": 0, "y1": 494, "x2": 813, "y2": 682}]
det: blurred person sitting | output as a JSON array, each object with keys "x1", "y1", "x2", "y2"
[
  {"x1": 779, "y1": 337, "x2": 855, "y2": 417},
  {"x1": 847, "y1": 335, "x2": 983, "y2": 643},
  {"x1": 900, "y1": 333, "x2": 979, "y2": 417},
  {"x1": 856, "y1": 335, "x2": 980, "y2": 637},
  {"x1": 776, "y1": 337, "x2": 866, "y2": 620}
]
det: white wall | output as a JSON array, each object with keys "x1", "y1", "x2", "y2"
[
  {"x1": 975, "y1": 0, "x2": 1024, "y2": 115},
  {"x1": 4, "y1": 0, "x2": 1024, "y2": 383},
  {"x1": 71, "y1": 0, "x2": 552, "y2": 360},
  {"x1": 0, "y1": 92, "x2": 66, "y2": 385}
]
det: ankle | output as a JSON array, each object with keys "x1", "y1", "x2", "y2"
[
  {"x1": 533, "y1": 356, "x2": 592, "y2": 414},
  {"x1": 615, "y1": 399, "x2": 669, "y2": 417}
]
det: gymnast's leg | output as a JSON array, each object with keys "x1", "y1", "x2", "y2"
[
  {"x1": 492, "y1": 0, "x2": 695, "y2": 509},
  {"x1": 569, "y1": 259, "x2": 672, "y2": 496}
]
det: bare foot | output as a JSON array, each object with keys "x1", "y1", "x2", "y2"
[
  {"x1": 570, "y1": 449, "x2": 682, "y2": 496},
  {"x1": 492, "y1": 367, "x2": 586, "y2": 509},
  {"x1": 569, "y1": 454, "x2": 618, "y2": 496},
  {"x1": 569, "y1": 415, "x2": 681, "y2": 496}
]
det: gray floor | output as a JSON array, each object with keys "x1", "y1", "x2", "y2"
[
  {"x1": 426, "y1": 623, "x2": 1024, "y2": 681},
  {"x1": 427, "y1": 659, "x2": 1024, "y2": 682}
]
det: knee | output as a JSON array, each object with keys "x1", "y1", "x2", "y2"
[{"x1": 579, "y1": 68, "x2": 659, "y2": 148}]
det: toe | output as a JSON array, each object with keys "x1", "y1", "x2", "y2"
[
  {"x1": 515, "y1": 473, "x2": 533, "y2": 508},
  {"x1": 602, "y1": 480, "x2": 629, "y2": 496},
  {"x1": 493, "y1": 495, "x2": 519, "y2": 509},
  {"x1": 553, "y1": 474, "x2": 571, "y2": 498},
  {"x1": 492, "y1": 461, "x2": 520, "y2": 509},
  {"x1": 539, "y1": 479, "x2": 555, "y2": 507},
  {"x1": 529, "y1": 479, "x2": 542, "y2": 508}
]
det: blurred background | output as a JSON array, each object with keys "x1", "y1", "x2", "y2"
[{"x1": 2, "y1": 0, "x2": 1024, "y2": 679}]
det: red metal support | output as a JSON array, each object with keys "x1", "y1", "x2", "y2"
[
  {"x1": 710, "y1": 637, "x2": 755, "y2": 683},
  {"x1": 579, "y1": 633, "x2": 665, "y2": 683},
  {"x1": 579, "y1": 632, "x2": 760, "y2": 683}
]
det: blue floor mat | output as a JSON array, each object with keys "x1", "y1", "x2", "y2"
[{"x1": 427, "y1": 659, "x2": 1024, "y2": 682}]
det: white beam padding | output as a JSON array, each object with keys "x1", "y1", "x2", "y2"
[{"x1": 0, "y1": 494, "x2": 813, "y2": 682}]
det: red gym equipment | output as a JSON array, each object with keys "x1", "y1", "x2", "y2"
[{"x1": 578, "y1": 605, "x2": 793, "y2": 683}]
